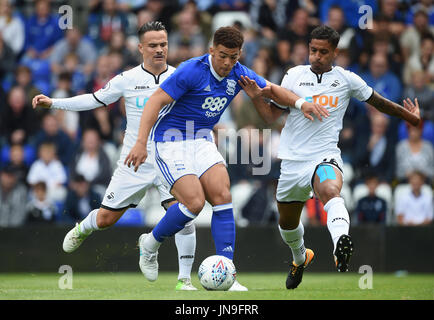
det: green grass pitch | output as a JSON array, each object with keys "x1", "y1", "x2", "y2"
[{"x1": 0, "y1": 272, "x2": 433, "y2": 300}]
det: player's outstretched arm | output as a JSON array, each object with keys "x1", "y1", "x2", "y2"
[
  {"x1": 266, "y1": 83, "x2": 329, "y2": 122},
  {"x1": 238, "y1": 76, "x2": 329, "y2": 122},
  {"x1": 124, "y1": 87, "x2": 174, "y2": 172},
  {"x1": 366, "y1": 91, "x2": 420, "y2": 127},
  {"x1": 238, "y1": 76, "x2": 284, "y2": 123},
  {"x1": 32, "y1": 93, "x2": 106, "y2": 111}
]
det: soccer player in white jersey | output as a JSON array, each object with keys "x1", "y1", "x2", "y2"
[
  {"x1": 32, "y1": 22, "x2": 198, "y2": 291},
  {"x1": 124, "y1": 26, "x2": 327, "y2": 291},
  {"x1": 239, "y1": 25, "x2": 420, "y2": 289}
]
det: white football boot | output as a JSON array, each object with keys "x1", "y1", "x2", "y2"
[
  {"x1": 138, "y1": 233, "x2": 159, "y2": 282},
  {"x1": 63, "y1": 223, "x2": 91, "y2": 253},
  {"x1": 175, "y1": 278, "x2": 198, "y2": 291},
  {"x1": 228, "y1": 279, "x2": 248, "y2": 291}
]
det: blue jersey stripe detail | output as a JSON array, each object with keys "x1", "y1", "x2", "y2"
[{"x1": 154, "y1": 143, "x2": 175, "y2": 185}]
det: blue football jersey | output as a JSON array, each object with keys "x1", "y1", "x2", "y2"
[{"x1": 150, "y1": 54, "x2": 267, "y2": 142}]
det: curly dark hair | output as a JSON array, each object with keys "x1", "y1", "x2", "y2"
[
  {"x1": 310, "y1": 25, "x2": 340, "y2": 48},
  {"x1": 213, "y1": 26, "x2": 244, "y2": 49}
]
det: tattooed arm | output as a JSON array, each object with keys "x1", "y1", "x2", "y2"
[{"x1": 366, "y1": 91, "x2": 420, "y2": 127}]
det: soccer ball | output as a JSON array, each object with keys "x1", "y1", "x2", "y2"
[{"x1": 198, "y1": 255, "x2": 236, "y2": 291}]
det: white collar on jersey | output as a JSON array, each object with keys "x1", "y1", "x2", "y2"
[{"x1": 208, "y1": 54, "x2": 225, "y2": 82}]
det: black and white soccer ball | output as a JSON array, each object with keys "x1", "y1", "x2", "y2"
[{"x1": 198, "y1": 255, "x2": 236, "y2": 291}]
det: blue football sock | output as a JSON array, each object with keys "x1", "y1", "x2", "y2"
[
  {"x1": 152, "y1": 203, "x2": 195, "y2": 242},
  {"x1": 211, "y1": 203, "x2": 235, "y2": 260}
]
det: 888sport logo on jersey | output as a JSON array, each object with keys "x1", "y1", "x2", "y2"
[{"x1": 201, "y1": 96, "x2": 228, "y2": 118}]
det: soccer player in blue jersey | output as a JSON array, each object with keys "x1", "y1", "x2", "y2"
[{"x1": 124, "y1": 26, "x2": 328, "y2": 291}]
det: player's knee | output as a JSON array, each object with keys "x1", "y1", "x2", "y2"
[
  {"x1": 185, "y1": 198, "x2": 205, "y2": 215},
  {"x1": 317, "y1": 185, "x2": 341, "y2": 204},
  {"x1": 210, "y1": 188, "x2": 232, "y2": 206},
  {"x1": 96, "y1": 210, "x2": 118, "y2": 228}
]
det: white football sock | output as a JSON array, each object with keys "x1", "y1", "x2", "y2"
[
  {"x1": 143, "y1": 231, "x2": 162, "y2": 253},
  {"x1": 79, "y1": 209, "x2": 100, "y2": 235},
  {"x1": 279, "y1": 222, "x2": 306, "y2": 266},
  {"x1": 175, "y1": 221, "x2": 196, "y2": 280},
  {"x1": 324, "y1": 197, "x2": 350, "y2": 252}
]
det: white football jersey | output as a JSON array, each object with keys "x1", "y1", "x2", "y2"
[
  {"x1": 278, "y1": 65, "x2": 373, "y2": 161},
  {"x1": 93, "y1": 64, "x2": 175, "y2": 156}
]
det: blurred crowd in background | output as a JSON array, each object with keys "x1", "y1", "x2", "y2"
[{"x1": 0, "y1": 0, "x2": 432, "y2": 228}]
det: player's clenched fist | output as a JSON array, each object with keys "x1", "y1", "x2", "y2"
[
  {"x1": 124, "y1": 142, "x2": 148, "y2": 172},
  {"x1": 32, "y1": 94, "x2": 52, "y2": 109}
]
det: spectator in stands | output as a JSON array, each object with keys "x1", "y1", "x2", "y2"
[
  {"x1": 369, "y1": 19, "x2": 403, "y2": 78},
  {"x1": 249, "y1": 0, "x2": 290, "y2": 45},
  {"x1": 0, "y1": 31, "x2": 16, "y2": 83},
  {"x1": 325, "y1": 6, "x2": 355, "y2": 50},
  {"x1": 87, "y1": 0, "x2": 129, "y2": 50},
  {"x1": 116, "y1": 0, "x2": 147, "y2": 13},
  {"x1": 50, "y1": 27, "x2": 98, "y2": 81},
  {"x1": 395, "y1": 171, "x2": 433, "y2": 226},
  {"x1": 51, "y1": 72, "x2": 80, "y2": 141},
  {"x1": 354, "y1": 174, "x2": 387, "y2": 224},
  {"x1": 362, "y1": 53, "x2": 402, "y2": 103},
  {"x1": 355, "y1": 111, "x2": 396, "y2": 183},
  {"x1": 61, "y1": 52, "x2": 87, "y2": 94},
  {"x1": 0, "y1": 164, "x2": 28, "y2": 227},
  {"x1": 63, "y1": 174, "x2": 101, "y2": 222},
  {"x1": 84, "y1": 54, "x2": 114, "y2": 96},
  {"x1": 6, "y1": 143, "x2": 29, "y2": 185},
  {"x1": 25, "y1": 181, "x2": 56, "y2": 224},
  {"x1": 33, "y1": 113, "x2": 75, "y2": 166},
  {"x1": 14, "y1": 65, "x2": 41, "y2": 108},
  {"x1": 403, "y1": 33, "x2": 434, "y2": 86},
  {"x1": 276, "y1": 8, "x2": 313, "y2": 68},
  {"x1": 319, "y1": 0, "x2": 378, "y2": 28},
  {"x1": 0, "y1": 86, "x2": 39, "y2": 145},
  {"x1": 168, "y1": 9, "x2": 206, "y2": 66},
  {"x1": 14, "y1": 65, "x2": 48, "y2": 124},
  {"x1": 23, "y1": 0, "x2": 63, "y2": 60},
  {"x1": 405, "y1": 0, "x2": 434, "y2": 31},
  {"x1": 287, "y1": 40, "x2": 309, "y2": 69},
  {"x1": 100, "y1": 30, "x2": 139, "y2": 69},
  {"x1": 210, "y1": 0, "x2": 250, "y2": 12},
  {"x1": 377, "y1": 0, "x2": 406, "y2": 36},
  {"x1": 400, "y1": 9, "x2": 434, "y2": 62},
  {"x1": 27, "y1": 142, "x2": 67, "y2": 202},
  {"x1": 68, "y1": 128, "x2": 112, "y2": 197},
  {"x1": 395, "y1": 121, "x2": 433, "y2": 183},
  {"x1": 403, "y1": 70, "x2": 433, "y2": 122},
  {"x1": 0, "y1": 0, "x2": 25, "y2": 56}
]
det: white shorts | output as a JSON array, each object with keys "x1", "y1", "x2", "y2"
[
  {"x1": 276, "y1": 155, "x2": 343, "y2": 203},
  {"x1": 101, "y1": 155, "x2": 173, "y2": 211},
  {"x1": 152, "y1": 138, "x2": 226, "y2": 189}
]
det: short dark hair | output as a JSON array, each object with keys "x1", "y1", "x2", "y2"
[
  {"x1": 137, "y1": 21, "x2": 167, "y2": 39},
  {"x1": 213, "y1": 26, "x2": 244, "y2": 49},
  {"x1": 310, "y1": 25, "x2": 340, "y2": 48}
]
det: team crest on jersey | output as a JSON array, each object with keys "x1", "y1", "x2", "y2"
[
  {"x1": 226, "y1": 79, "x2": 236, "y2": 95},
  {"x1": 331, "y1": 80, "x2": 340, "y2": 87}
]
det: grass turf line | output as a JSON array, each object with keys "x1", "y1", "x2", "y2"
[{"x1": 0, "y1": 272, "x2": 433, "y2": 300}]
